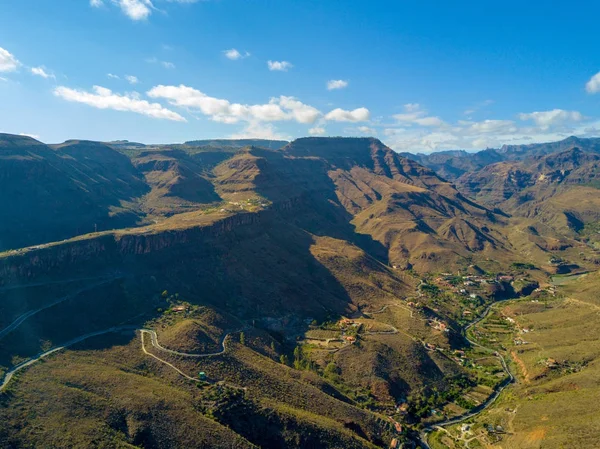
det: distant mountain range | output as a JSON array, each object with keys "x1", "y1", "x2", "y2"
[{"x1": 402, "y1": 136, "x2": 600, "y2": 181}]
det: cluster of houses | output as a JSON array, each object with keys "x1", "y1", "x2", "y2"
[
  {"x1": 430, "y1": 318, "x2": 449, "y2": 333},
  {"x1": 452, "y1": 349, "x2": 467, "y2": 364},
  {"x1": 220, "y1": 199, "x2": 268, "y2": 213},
  {"x1": 338, "y1": 319, "x2": 361, "y2": 344}
]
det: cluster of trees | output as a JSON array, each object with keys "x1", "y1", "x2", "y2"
[
  {"x1": 407, "y1": 376, "x2": 474, "y2": 418},
  {"x1": 293, "y1": 346, "x2": 318, "y2": 371}
]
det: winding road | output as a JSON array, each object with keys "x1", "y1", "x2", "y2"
[
  {"x1": 0, "y1": 276, "x2": 122, "y2": 341},
  {"x1": 418, "y1": 300, "x2": 515, "y2": 448},
  {"x1": 0, "y1": 324, "x2": 245, "y2": 392},
  {"x1": 0, "y1": 326, "x2": 137, "y2": 391}
]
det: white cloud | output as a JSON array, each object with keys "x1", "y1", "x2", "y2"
[
  {"x1": 230, "y1": 122, "x2": 290, "y2": 140},
  {"x1": 518, "y1": 109, "x2": 583, "y2": 130},
  {"x1": 54, "y1": 85, "x2": 186, "y2": 122},
  {"x1": 115, "y1": 0, "x2": 153, "y2": 20},
  {"x1": 404, "y1": 103, "x2": 420, "y2": 112},
  {"x1": 91, "y1": 0, "x2": 154, "y2": 21},
  {"x1": 223, "y1": 49, "x2": 250, "y2": 60},
  {"x1": 147, "y1": 84, "x2": 322, "y2": 124},
  {"x1": 463, "y1": 99, "x2": 494, "y2": 117},
  {"x1": 30, "y1": 67, "x2": 55, "y2": 80},
  {"x1": 393, "y1": 103, "x2": 445, "y2": 127},
  {"x1": 468, "y1": 119, "x2": 517, "y2": 134},
  {"x1": 146, "y1": 58, "x2": 176, "y2": 69},
  {"x1": 0, "y1": 47, "x2": 20, "y2": 72},
  {"x1": 327, "y1": 79, "x2": 348, "y2": 90},
  {"x1": 357, "y1": 126, "x2": 376, "y2": 134},
  {"x1": 125, "y1": 75, "x2": 139, "y2": 84},
  {"x1": 585, "y1": 72, "x2": 600, "y2": 94},
  {"x1": 309, "y1": 127, "x2": 326, "y2": 136},
  {"x1": 107, "y1": 73, "x2": 120, "y2": 79},
  {"x1": 324, "y1": 107, "x2": 370, "y2": 122},
  {"x1": 267, "y1": 60, "x2": 292, "y2": 71}
]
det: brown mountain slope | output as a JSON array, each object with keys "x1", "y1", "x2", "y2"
[
  {"x1": 279, "y1": 138, "x2": 509, "y2": 271},
  {"x1": 0, "y1": 134, "x2": 148, "y2": 250},
  {"x1": 402, "y1": 136, "x2": 600, "y2": 182},
  {"x1": 456, "y1": 148, "x2": 600, "y2": 236}
]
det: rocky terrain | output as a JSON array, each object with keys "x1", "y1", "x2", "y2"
[{"x1": 0, "y1": 133, "x2": 599, "y2": 448}]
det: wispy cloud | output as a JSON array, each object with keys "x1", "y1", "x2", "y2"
[
  {"x1": 309, "y1": 127, "x2": 326, "y2": 136},
  {"x1": 146, "y1": 57, "x2": 176, "y2": 69},
  {"x1": 30, "y1": 66, "x2": 56, "y2": 80},
  {"x1": 223, "y1": 49, "x2": 250, "y2": 60},
  {"x1": 90, "y1": 0, "x2": 154, "y2": 21},
  {"x1": 125, "y1": 75, "x2": 139, "y2": 84},
  {"x1": 230, "y1": 122, "x2": 290, "y2": 140},
  {"x1": 54, "y1": 85, "x2": 186, "y2": 122},
  {"x1": 327, "y1": 79, "x2": 348, "y2": 90},
  {"x1": 267, "y1": 60, "x2": 292, "y2": 71},
  {"x1": 393, "y1": 103, "x2": 445, "y2": 127},
  {"x1": 0, "y1": 47, "x2": 20, "y2": 72}
]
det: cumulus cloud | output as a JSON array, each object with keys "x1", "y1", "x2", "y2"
[
  {"x1": 0, "y1": 47, "x2": 20, "y2": 72},
  {"x1": 324, "y1": 107, "x2": 370, "y2": 122},
  {"x1": 30, "y1": 66, "x2": 55, "y2": 80},
  {"x1": 54, "y1": 85, "x2": 186, "y2": 122},
  {"x1": 223, "y1": 49, "x2": 250, "y2": 60},
  {"x1": 382, "y1": 107, "x2": 591, "y2": 152},
  {"x1": 267, "y1": 60, "x2": 292, "y2": 71},
  {"x1": 518, "y1": 109, "x2": 584, "y2": 130},
  {"x1": 586, "y1": 72, "x2": 600, "y2": 94},
  {"x1": 327, "y1": 79, "x2": 348, "y2": 90},
  {"x1": 125, "y1": 75, "x2": 139, "y2": 84},
  {"x1": 230, "y1": 122, "x2": 290, "y2": 140},
  {"x1": 309, "y1": 127, "x2": 326, "y2": 136},
  {"x1": 393, "y1": 103, "x2": 446, "y2": 127},
  {"x1": 147, "y1": 84, "x2": 322, "y2": 124}
]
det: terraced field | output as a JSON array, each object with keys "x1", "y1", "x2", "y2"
[{"x1": 428, "y1": 271, "x2": 600, "y2": 449}]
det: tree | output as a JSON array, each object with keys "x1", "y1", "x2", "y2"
[
  {"x1": 279, "y1": 354, "x2": 289, "y2": 365},
  {"x1": 161, "y1": 290, "x2": 168, "y2": 298},
  {"x1": 239, "y1": 332, "x2": 245, "y2": 345}
]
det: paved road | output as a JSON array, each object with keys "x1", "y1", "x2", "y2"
[
  {"x1": 0, "y1": 325, "x2": 245, "y2": 392},
  {"x1": 139, "y1": 330, "x2": 199, "y2": 381},
  {"x1": 0, "y1": 276, "x2": 122, "y2": 342},
  {"x1": 0, "y1": 326, "x2": 137, "y2": 392},
  {"x1": 139, "y1": 327, "x2": 245, "y2": 358},
  {"x1": 418, "y1": 300, "x2": 515, "y2": 448}
]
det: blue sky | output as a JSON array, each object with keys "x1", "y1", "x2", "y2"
[{"x1": 1, "y1": 0, "x2": 599, "y2": 152}]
